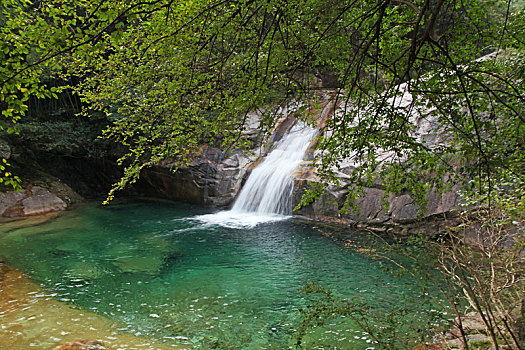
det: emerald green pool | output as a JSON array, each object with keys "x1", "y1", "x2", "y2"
[{"x1": 0, "y1": 200, "x2": 446, "y2": 349}]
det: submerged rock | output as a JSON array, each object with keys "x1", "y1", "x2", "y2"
[
  {"x1": 112, "y1": 255, "x2": 164, "y2": 275},
  {"x1": 105, "y1": 241, "x2": 167, "y2": 275},
  {"x1": 54, "y1": 339, "x2": 106, "y2": 350},
  {"x1": 67, "y1": 262, "x2": 105, "y2": 280},
  {"x1": 55, "y1": 241, "x2": 84, "y2": 253},
  {"x1": 104, "y1": 242, "x2": 136, "y2": 257},
  {"x1": 0, "y1": 264, "x2": 185, "y2": 349}
]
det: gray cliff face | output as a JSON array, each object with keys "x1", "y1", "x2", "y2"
[
  {"x1": 135, "y1": 110, "x2": 274, "y2": 206},
  {"x1": 135, "y1": 147, "x2": 254, "y2": 206},
  {"x1": 292, "y1": 179, "x2": 460, "y2": 231},
  {"x1": 290, "y1": 89, "x2": 461, "y2": 231}
]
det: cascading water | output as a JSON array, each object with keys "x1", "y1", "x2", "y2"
[
  {"x1": 232, "y1": 122, "x2": 317, "y2": 215},
  {"x1": 195, "y1": 121, "x2": 317, "y2": 228}
]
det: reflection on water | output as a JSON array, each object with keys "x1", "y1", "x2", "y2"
[{"x1": 0, "y1": 200, "x2": 444, "y2": 349}]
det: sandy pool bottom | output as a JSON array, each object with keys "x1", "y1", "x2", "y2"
[{"x1": 0, "y1": 263, "x2": 186, "y2": 350}]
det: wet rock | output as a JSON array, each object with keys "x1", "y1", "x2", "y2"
[
  {"x1": 310, "y1": 184, "x2": 343, "y2": 217},
  {"x1": 54, "y1": 339, "x2": 106, "y2": 350},
  {"x1": 389, "y1": 194, "x2": 419, "y2": 223},
  {"x1": 21, "y1": 186, "x2": 66, "y2": 216},
  {"x1": 44, "y1": 180, "x2": 84, "y2": 206},
  {"x1": 136, "y1": 149, "x2": 253, "y2": 206},
  {"x1": 0, "y1": 139, "x2": 11, "y2": 159},
  {"x1": 293, "y1": 175, "x2": 460, "y2": 230},
  {"x1": 0, "y1": 191, "x2": 25, "y2": 216}
]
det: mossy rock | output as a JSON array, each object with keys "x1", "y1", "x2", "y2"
[{"x1": 55, "y1": 241, "x2": 83, "y2": 253}]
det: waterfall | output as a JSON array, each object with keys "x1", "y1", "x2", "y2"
[
  {"x1": 231, "y1": 122, "x2": 317, "y2": 215},
  {"x1": 195, "y1": 121, "x2": 316, "y2": 228}
]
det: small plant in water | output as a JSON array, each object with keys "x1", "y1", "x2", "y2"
[{"x1": 295, "y1": 280, "x2": 442, "y2": 349}]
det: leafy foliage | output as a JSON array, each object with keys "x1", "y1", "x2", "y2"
[
  {"x1": 1, "y1": 0, "x2": 524, "y2": 347},
  {"x1": 2, "y1": 0, "x2": 524, "y2": 205}
]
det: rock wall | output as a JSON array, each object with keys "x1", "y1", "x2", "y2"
[
  {"x1": 135, "y1": 147, "x2": 254, "y2": 206},
  {"x1": 134, "y1": 106, "x2": 307, "y2": 206},
  {"x1": 0, "y1": 138, "x2": 84, "y2": 217},
  {"x1": 292, "y1": 179, "x2": 460, "y2": 233},
  {"x1": 133, "y1": 91, "x2": 462, "y2": 233},
  {"x1": 290, "y1": 88, "x2": 462, "y2": 233},
  {"x1": 0, "y1": 88, "x2": 463, "y2": 229}
]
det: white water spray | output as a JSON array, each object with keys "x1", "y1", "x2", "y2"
[{"x1": 195, "y1": 122, "x2": 316, "y2": 228}]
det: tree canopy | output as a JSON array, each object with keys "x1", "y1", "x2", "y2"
[{"x1": 1, "y1": 0, "x2": 524, "y2": 208}]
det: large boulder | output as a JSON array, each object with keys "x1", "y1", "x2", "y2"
[
  {"x1": 21, "y1": 186, "x2": 66, "y2": 216},
  {"x1": 0, "y1": 191, "x2": 25, "y2": 216},
  {"x1": 0, "y1": 183, "x2": 80, "y2": 217}
]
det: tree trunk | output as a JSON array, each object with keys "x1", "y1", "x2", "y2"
[{"x1": 518, "y1": 290, "x2": 525, "y2": 346}]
